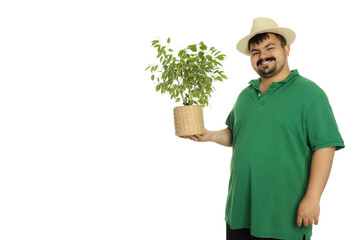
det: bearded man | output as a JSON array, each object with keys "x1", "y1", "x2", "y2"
[{"x1": 182, "y1": 17, "x2": 345, "y2": 240}]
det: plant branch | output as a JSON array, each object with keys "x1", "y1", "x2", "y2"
[
  {"x1": 191, "y1": 72, "x2": 199, "y2": 97},
  {"x1": 176, "y1": 76, "x2": 185, "y2": 104}
]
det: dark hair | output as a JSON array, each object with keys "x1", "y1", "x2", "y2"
[{"x1": 248, "y1": 32, "x2": 287, "y2": 50}]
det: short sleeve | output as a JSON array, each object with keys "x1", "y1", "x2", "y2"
[
  {"x1": 305, "y1": 94, "x2": 345, "y2": 152},
  {"x1": 225, "y1": 109, "x2": 234, "y2": 132}
]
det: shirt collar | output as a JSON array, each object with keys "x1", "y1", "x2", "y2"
[{"x1": 248, "y1": 69, "x2": 299, "y2": 90}]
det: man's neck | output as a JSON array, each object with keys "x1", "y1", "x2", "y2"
[{"x1": 259, "y1": 68, "x2": 291, "y2": 93}]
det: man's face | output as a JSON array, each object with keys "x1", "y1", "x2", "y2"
[{"x1": 249, "y1": 33, "x2": 290, "y2": 79}]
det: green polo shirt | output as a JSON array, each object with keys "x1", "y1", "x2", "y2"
[{"x1": 225, "y1": 69, "x2": 344, "y2": 240}]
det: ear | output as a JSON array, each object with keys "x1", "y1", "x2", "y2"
[{"x1": 284, "y1": 45, "x2": 290, "y2": 57}]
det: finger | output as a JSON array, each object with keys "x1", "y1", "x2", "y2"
[
  {"x1": 189, "y1": 135, "x2": 199, "y2": 141},
  {"x1": 296, "y1": 216, "x2": 303, "y2": 227},
  {"x1": 308, "y1": 218, "x2": 313, "y2": 226},
  {"x1": 303, "y1": 218, "x2": 308, "y2": 227},
  {"x1": 193, "y1": 134, "x2": 201, "y2": 140},
  {"x1": 180, "y1": 136, "x2": 190, "y2": 139},
  {"x1": 314, "y1": 216, "x2": 319, "y2": 225},
  {"x1": 195, "y1": 134, "x2": 205, "y2": 141}
]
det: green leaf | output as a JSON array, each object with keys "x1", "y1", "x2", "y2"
[
  {"x1": 167, "y1": 55, "x2": 173, "y2": 63},
  {"x1": 151, "y1": 75, "x2": 155, "y2": 80},
  {"x1": 199, "y1": 41, "x2": 207, "y2": 50},
  {"x1": 188, "y1": 44, "x2": 197, "y2": 52},
  {"x1": 198, "y1": 51, "x2": 205, "y2": 60},
  {"x1": 216, "y1": 76, "x2": 223, "y2": 81},
  {"x1": 215, "y1": 61, "x2": 223, "y2": 66},
  {"x1": 206, "y1": 55, "x2": 213, "y2": 61},
  {"x1": 168, "y1": 49, "x2": 173, "y2": 52},
  {"x1": 167, "y1": 37, "x2": 171, "y2": 43},
  {"x1": 221, "y1": 74, "x2": 228, "y2": 79},
  {"x1": 145, "y1": 66, "x2": 150, "y2": 71},
  {"x1": 175, "y1": 98, "x2": 180, "y2": 103},
  {"x1": 178, "y1": 49, "x2": 185, "y2": 58},
  {"x1": 151, "y1": 40, "x2": 159, "y2": 46},
  {"x1": 216, "y1": 54, "x2": 225, "y2": 60}
]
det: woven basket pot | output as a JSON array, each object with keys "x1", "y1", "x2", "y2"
[{"x1": 173, "y1": 105, "x2": 205, "y2": 136}]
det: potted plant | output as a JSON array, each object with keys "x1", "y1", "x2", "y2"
[{"x1": 145, "y1": 37, "x2": 227, "y2": 136}]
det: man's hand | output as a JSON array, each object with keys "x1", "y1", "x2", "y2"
[
  {"x1": 180, "y1": 129, "x2": 212, "y2": 142},
  {"x1": 296, "y1": 195, "x2": 320, "y2": 227},
  {"x1": 179, "y1": 128, "x2": 232, "y2": 147}
]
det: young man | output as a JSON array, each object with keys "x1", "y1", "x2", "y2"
[{"x1": 182, "y1": 18, "x2": 345, "y2": 240}]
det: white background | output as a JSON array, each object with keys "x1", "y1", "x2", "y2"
[{"x1": 0, "y1": 0, "x2": 358, "y2": 239}]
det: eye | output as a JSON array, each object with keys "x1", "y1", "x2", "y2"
[
  {"x1": 251, "y1": 52, "x2": 259, "y2": 56},
  {"x1": 267, "y1": 47, "x2": 274, "y2": 51}
]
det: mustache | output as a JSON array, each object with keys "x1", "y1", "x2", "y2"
[{"x1": 257, "y1": 57, "x2": 276, "y2": 66}]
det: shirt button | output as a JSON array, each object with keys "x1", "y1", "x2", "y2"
[{"x1": 258, "y1": 93, "x2": 261, "y2": 97}]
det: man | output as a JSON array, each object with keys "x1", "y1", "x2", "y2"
[{"x1": 182, "y1": 17, "x2": 345, "y2": 240}]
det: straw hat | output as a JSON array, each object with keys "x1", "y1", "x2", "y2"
[{"x1": 236, "y1": 17, "x2": 296, "y2": 56}]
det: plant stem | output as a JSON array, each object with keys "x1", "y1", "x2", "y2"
[
  {"x1": 177, "y1": 77, "x2": 185, "y2": 104},
  {"x1": 192, "y1": 73, "x2": 199, "y2": 94},
  {"x1": 175, "y1": 68, "x2": 185, "y2": 105}
]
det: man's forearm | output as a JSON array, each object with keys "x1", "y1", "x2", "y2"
[
  {"x1": 209, "y1": 128, "x2": 233, "y2": 147},
  {"x1": 296, "y1": 146, "x2": 336, "y2": 227},
  {"x1": 304, "y1": 146, "x2": 336, "y2": 200}
]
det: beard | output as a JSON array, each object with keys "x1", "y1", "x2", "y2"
[
  {"x1": 258, "y1": 65, "x2": 277, "y2": 78},
  {"x1": 255, "y1": 56, "x2": 286, "y2": 79}
]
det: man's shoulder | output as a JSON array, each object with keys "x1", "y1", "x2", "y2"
[{"x1": 292, "y1": 74, "x2": 326, "y2": 98}]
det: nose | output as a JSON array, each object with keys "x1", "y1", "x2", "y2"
[
  {"x1": 259, "y1": 50, "x2": 270, "y2": 60},
  {"x1": 255, "y1": 50, "x2": 270, "y2": 66}
]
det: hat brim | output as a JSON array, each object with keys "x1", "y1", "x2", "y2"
[{"x1": 236, "y1": 27, "x2": 296, "y2": 56}]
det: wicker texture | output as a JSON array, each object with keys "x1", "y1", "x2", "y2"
[{"x1": 173, "y1": 105, "x2": 205, "y2": 136}]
